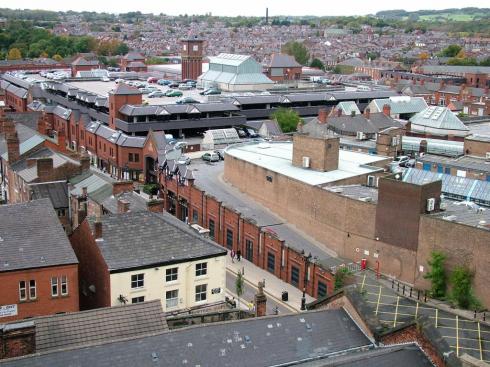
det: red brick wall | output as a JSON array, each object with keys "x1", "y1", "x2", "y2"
[
  {"x1": 69, "y1": 220, "x2": 111, "y2": 310},
  {"x1": 0, "y1": 264, "x2": 79, "y2": 322}
]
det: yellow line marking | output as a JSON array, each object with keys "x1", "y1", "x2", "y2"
[
  {"x1": 436, "y1": 308, "x2": 438, "y2": 328},
  {"x1": 479, "y1": 322, "x2": 483, "y2": 361},
  {"x1": 456, "y1": 315, "x2": 459, "y2": 357},
  {"x1": 361, "y1": 274, "x2": 366, "y2": 292},
  {"x1": 375, "y1": 285, "x2": 382, "y2": 315},
  {"x1": 393, "y1": 296, "x2": 400, "y2": 328},
  {"x1": 415, "y1": 302, "x2": 419, "y2": 318}
]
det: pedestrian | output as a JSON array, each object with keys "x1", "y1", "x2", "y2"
[
  {"x1": 230, "y1": 249, "x2": 235, "y2": 263},
  {"x1": 237, "y1": 249, "x2": 241, "y2": 262}
]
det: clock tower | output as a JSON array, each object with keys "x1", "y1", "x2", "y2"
[{"x1": 181, "y1": 36, "x2": 204, "y2": 81}]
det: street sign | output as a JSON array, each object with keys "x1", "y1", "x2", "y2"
[{"x1": 0, "y1": 304, "x2": 18, "y2": 318}]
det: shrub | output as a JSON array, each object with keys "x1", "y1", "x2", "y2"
[{"x1": 424, "y1": 251, "x2": 447, "y2": 299}]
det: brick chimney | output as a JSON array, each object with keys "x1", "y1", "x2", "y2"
[
  {"x1": 6, "y1": 132, "x2": 20, "y2": 164},
  {"x1": 0, "y1": 322, "x2": 36, "y2": 359},
  {"x1": 80, "y1": 152, "x2": 90, "y2": 172},
  {"x1": 337, "y1": 108, "x2": 342, "y2": 117},
  {"x1": 317, "y1": 108, "x2": 328, "y2": 124},
  {"x1": 117, "y1": 199, "x2": 130, "y2": 213},
  {"x1": 254, "y1": 280, "x2": 267, "y2": 317},
  {"x1": 94, "y1": 220, "x2": 103, "y2": 240},
  {"x1": 82, "y1": 186, "x2": 88, "y2": 198},
  {"x1": 57, "y1": 129, "x2": 67, "y2": 152},
  {"x1": 147, "y1": 199, "x2": 164, "y2": 213},
  {"x1": 36, "y1": 158, "x2": 54, "y2": 182},
  {"x1": 2, "y1": 119, "x2": 15, "y2": 138},
  {"x1": 112, "y1": 181, "x2": 134, "y2": 195},
  {"x1": 364, "y1": 107, "x2": 371, "y2": 119},
  {"x1": 382, "y1": 104, "x2": 391, "y2": 117}
]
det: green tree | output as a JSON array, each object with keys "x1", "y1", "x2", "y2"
[
  {"x1": 271, "y1": 108, "x2": 302, "y2": 133},
  {"x1": 115, "y1": 42, "x2": 129, "y2": 56},
  {"x1": 423, "y1": 251, "x2": 447, "y2": 299},
  {"x1": 235, "y1": 270, "x2": 244, "y2": 313},
  {"x1": 439, "y1": 44, "x2": 463, "y2": 57},
  {"x1": 7, "y1": 47, "x2": 22, "y2": 60},
  {"x1": 450, "y1": 266, "x2": 475, "y2": 309},
  {"x1": 334, "y1": 267, "x2": 349, "y2": 291},
  {"x1": 281, "y1": 41, "x2": 310, "y2": 65},
  {"x1": 310, "y1": 58, "x2": 325, "y2": 70},
  {"x1": 52, "y1": 54, "x2": 63, "y2": 62}
]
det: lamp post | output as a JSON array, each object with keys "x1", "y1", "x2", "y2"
[
  {"x1": 300, "y1": 288, "x2": 306, "y2": 311},
  {"x1": 301, "y1": 250, "x2": 312, "y2": 311}
]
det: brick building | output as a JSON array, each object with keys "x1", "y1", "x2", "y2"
[
  {"x1": 70, "y1": 57, "x2": 100, "y2": 78},
  {"x1": 119, "y1": 52, "x2": 147, "y2": 72},
  {"x1": 264, "y1": 53, "x2": 302, "y2": 82},
  {"x1": 0, "y1": 199, "x2": 79, "y2": 322},
  {"x1": 181, "y1": 37, "x2": 204, "y2": 81}
]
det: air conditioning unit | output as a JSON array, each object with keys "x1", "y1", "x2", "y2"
[
  {"x1": 356, "y1": 131, "x2": 365, "y2": 140},
  {"x1": 302, "y1": 156, "x2": 310, "y2": 168},
  {"x1": 427, "y1": 198, "x2": 436, "y2": 212},
  {"x1": 367, "y1": 175, "x2": 375, "y2": 187}
]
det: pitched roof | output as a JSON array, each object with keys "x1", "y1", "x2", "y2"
[
  {"x1": 409, "y1": 106, "x2": 470, "y2": 137},
  {"x1": 101, "y1": 191, "x2": 148, "y2": 214},
  {"x1": 26, "y1": 300, "x2": 167, "y2": 353},
  {"x1": 0, "y1": 199, "x2": 78, "y2": 272},
  {"x1": 71, "y1": 57, "x2": 99, "y2": 66},
  {"x1": 89, "y1": 211, "x2": 227, "y2": 272},
  {"x1": 111, "y1": 83, "x2": 142, "y2": 96},
  {"x1": 123, "y1": 52, "x2": 145, "y2": 61},
  {"x1": 370, "y1": 96, "x2": 428, "y2": 115},
  {"x1": 269, "y1": 53, "x2": 301, "y2": 68},
  {"x1": 30, "y1": 181, "x2": 69, "y2": 209},
  {"x1": 0, "y1": 309, "x2": 372, "y2": 367}
]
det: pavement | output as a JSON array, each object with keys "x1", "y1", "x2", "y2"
[{"x1": 225, "y1": 253, "x2": 313, "y2": 314}]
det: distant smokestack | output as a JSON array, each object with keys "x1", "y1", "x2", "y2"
[{"x1": 266, "y1": 8, "x2": 269, "y2": 24}]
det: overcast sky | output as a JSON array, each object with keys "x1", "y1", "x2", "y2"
[{"x1": 9, "y1": 1, "x2": 490, "y2": 17}]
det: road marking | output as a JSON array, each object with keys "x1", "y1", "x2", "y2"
[
  {"x1": 436, "y1": 308, "x2": 438, "y2": 328},
  {"x1": 479, "y1": 322, "x2": 483, "y2": 361},
  {"x1": 393, "y1": 296, "x2": 400, "y2": 328},
  {"x1": 456, "y1": 315, "x2": 459, "y2": 357},
  {"x1": 361, "y1": 274, "x2": 366, "y2": 292},
  {"x1": 415, "y1": 302, "x2": 419, "y2": 318},
  {"x1": 375, "y1": 285, "x2": 382, "y2": 315}
]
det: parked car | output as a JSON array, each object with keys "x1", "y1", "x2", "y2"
[
  {"x1": 147, "y1": 77, "x2": 159, "y2": 83},
  {"x1": 139, "y1": 88, "x2": 152, "y2": 94},
  {"x1": 176, "y1": 97, "x2": 200, "y2": 104},
  {"x1": 168, "y1": 82, "x2": 179, "y2": 88},
  {"x1": 165, "y1": 90, "x2": 183, "y2": 97},
  {"x1": 101, "y1": 76, "x2": 110, "y2": 82},
  {"x1": 157, "y1": 79, "x2": 171, "y2": 85},
  {"x1": 177, "y1": 155, "x2": 191, "y2": 165},
  {"x1": 394, "y1": 155, "x2": 410, "y2": 167},
  {"x1": 200, "y1": 88, "x2": 221, "y2": 96},
  {"x1": 147, "y1": 91, "x2": 166, "y2": 98},
  {"x1": 182, "y1": 79, "x2": 196, "y2": 84},
  {"x1": 202, "y1": 152, "x2": 220, "y2": 162},
  {"x1": 178, "y1": 83, "x2": 193, "y2": 90}
]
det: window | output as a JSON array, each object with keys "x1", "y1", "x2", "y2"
[
  {"x1": 245, "y1": 239, "x2": 253, "y2": 261},
  {"x1": 128, "y1": 153, "x2": 134, "y2": 162},
  {"x1": 192, "y1": 209, "x2": 198, "y2": 223},
  {"x1": 317, "y1": 281, "x2": 327, "y2": 298},
  {"x1": 195, "y1": 284, "x2": 207, "y2": 302},
  {"x1": 61, "y1": 276, "x2": 68, "y2": 295},
  {"x1": 29, "y1": 280, "x2": 36, "y2": 299},
  {"x1": 166, "y1": 289, "x2": 179, "y2": 308},
  {"x1": 134, "y1": 153, "x2": 139, "y2": 162},
  {"x1": 209, "y1": 219, "x2": 215, "y2": 240},
  {"x1": 226, "y1": 229, "x2": 233, "y2": 250},
  {"x1": 166, "y1": 267, "x2": 178, "y2": 282},
  {"x1": 267, "y1": 252, "x2": 276, "y2": 274},
  {"x1": 131, "y1": 273, "x2": 144, "y2": 289},
  {"x1": 193, "y1": 44, "x2": 199, "y2": 52},
  {"x1": 19, "y1": 281, "x2": 27, "y2": 301},
  {"x1": 291, "y1": 266, "x2": 300, "y2": 287},
  {"x1": 196, "y1": 262, "x2": 207, "y2": 277},
  {"x1": 51, "y1": 277, "x2": 58, "y2": 297},
  {"x1": 132, "y1": 296, "x2": 145, "y2": 304},
  {"x1": 57, "y1": 209, "x2": 66, "y2": 217}
]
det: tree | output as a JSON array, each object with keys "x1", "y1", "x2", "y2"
[
  {"x1": 52, "y1": 54, "x2": 63, "y2": 62},
  {"x1": 271, "y1": 108, "x2": 302, "y2": 133},
  {"x1": 115, "y1": 42, "x2": 129, "y2": 56},
  {"x1": 439, "y1": 44, "x2": 462, "y2": 58},
  {"x1": 281, "y1": 41, "x2": 310, "y2": 65},
  {"x1": 423, "y1": 251, "x2": 446, "y2": 299},
  {"x1": 40, "y1": 51, "x2": 48, "y2": 58},
  {"x1": 235, "y1": 270, "x2": 244, "y2": 314},
  {"x1": 334, "y1": 267, "x2": 349, "y2": 291},
  {"x1": 7, "y1": 48, "x2": 22, "y2": 60},
  {"x1": 450, "y1": 266, "x2": 475, "y2": 309},
  {"x1": 310, "y1": 58, "x2": 325, "y2": 70}
]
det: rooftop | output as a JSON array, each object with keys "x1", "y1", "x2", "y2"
[
  {"x1": 0, "y1": 199, "x2": 78, "y2": 272},
  {"x1": 409, "y1": 106, "x2": 469, "y2": 137},
  {"x1": 418, "y1": 154, "x2": 490, "y2": 174},
  {"x1": 0, "y1": 309, "x2": 372, "y2": 367},
  {"x1": 30, "y1": 181, "x2": 69, "y2": 209},
  {"x1": 225, "y1": 141, "x2": 388, "y2": 186},
  {"x1": 89, "y1": 211, "x2": 227, "y2": 272}
]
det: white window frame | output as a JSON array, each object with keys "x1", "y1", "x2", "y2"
[
  {"x1": 166, "y1": 289, "x2": 179, "y2": 308},
  {"x1": 131, "y1": 273, "x2": 145, "y2": 289},
  {"x1": 131, "y1": 296, "x2": 145, "y2": 304},
  {"x1": 51, "y1": 277, "x2": 59, "y2": 297},
  {"x1": 195, "y1": 262, "x2": 207, "y2": 277},
  {"x1": 195, "y1": 284, "x2": 207, "y2": 302},
  {"x1": 19, "y1": 280, "x2": 27, "y2": 301},
  {"x1": 166, "y1": 267, "x2": 178, "y2": 282},
  {"x1": 29, "y1": 279, "x2": 37, "y2": 300},
  {"x1": 61, "y1": 275, "x2": 68, "y2": 296}
]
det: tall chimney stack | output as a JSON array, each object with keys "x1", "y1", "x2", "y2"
[
  {"x1": 382, "y1": 104, "x2": 391, "y2": 117},
  {"x1": 317, "y1": 108, "x2": 328, "y2": 124},
  {"x1": 364, "y1": 107, "x2": 371, "y2": 120},
  {"x1": 6, "y1": 132, "x2": 20, "y2": 164}
]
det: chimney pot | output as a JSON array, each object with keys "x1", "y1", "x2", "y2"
[
  {"x1": 382, "y1": 104, "x2": 391, "y2": 117},
  {"x1": 117, "y1": 199, "x2": 130, "y2": 213},
  {"x1": 364, "y1": 108, "x2": 371, "y2": 119},
  {"x1": 94, "y1": 221, "x2": 103, "y2": 240},
  {"x1": 317, "y1": 108, "x2": 328, "y2": 124}
]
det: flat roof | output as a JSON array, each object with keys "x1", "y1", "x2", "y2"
[
  {"x1": 324, "y1": 185, "x2": 379, "y2": 203},
  {"x1": 225, "y1": 141, "x2": 387, "y2": 186}
]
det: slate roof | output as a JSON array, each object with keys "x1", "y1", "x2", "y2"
[
  {"x1": 0, "y1": 135, "x2": 45, "y2": 163},
  {"x1": 123, "y1": 52, "x2": 145, "y2": 61},
  {"x1": 101, "y1": 191, "x2": 148, "y2": 214},
  {"x1": 369, "y1": 96, "x2": 428, "y2": 115},
  {"x1": 0, "y1": 199, "x2": 78, "y2": 272},
  {"x1": 89, "y1": 211, "x2": 227, "y2": 272},
  {"x1": 111, "y1": 83, "x2": 142, "y2": 96},
  {"x1": 269, "y1": 53, "x2": 301, "y2": 68},
  {"x1": 26, "y1": 300, "x2": 167, "y2": 353},
  {"x1": 0, "y1": 309, "x2": 371, "y2": 367},
  {"x1": 71, "y1": 57, "x2": 99, "y2": 66},
  {"x1": 69, "y1": 171, "x2": 115, "y2": 204},
  {"x1": 30, "y1": 181, "x2": 69, "y2": 209},
  {"x1": 0, "y1": 123, "x2": 38, "y2": 157}
]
